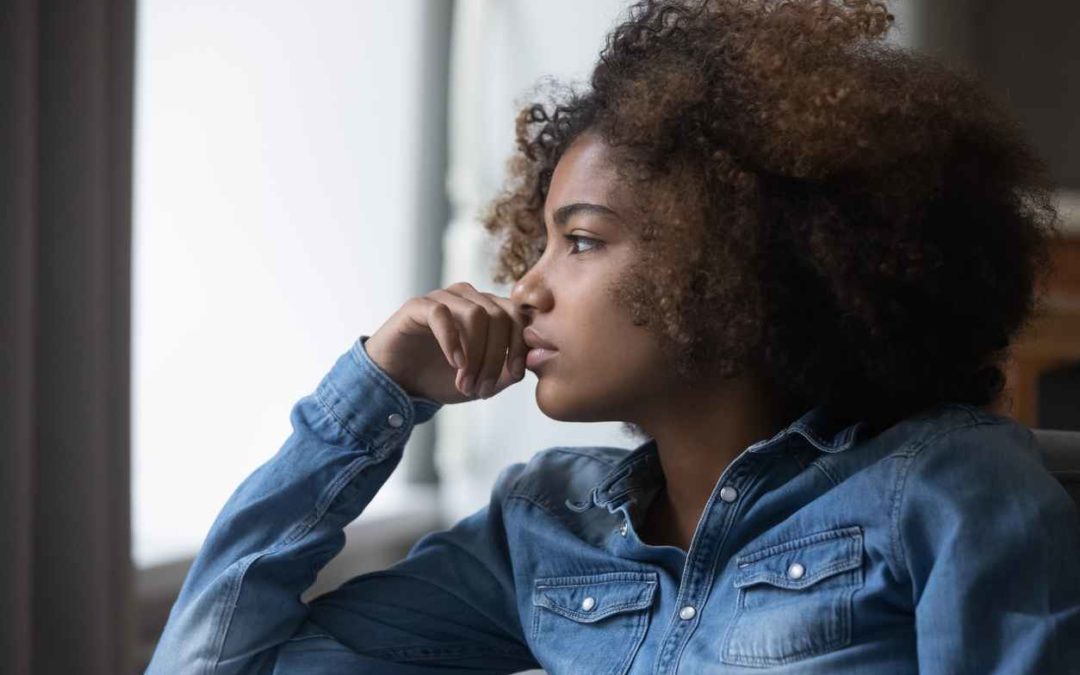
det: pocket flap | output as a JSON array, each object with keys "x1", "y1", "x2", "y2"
[
  {"x1": 733, "y1": 525, "x2": 863, "y2": 591},
  {"x1": 532, "y1": 571, "x2": 658, "y2": 623}
]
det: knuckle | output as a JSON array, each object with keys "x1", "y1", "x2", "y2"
[
  {"x1": 464, "y1": 304, "x2": 486, "y2": 325},
  {"x1": 430, "y1": 303, "x2": 452, "y2": 323},
  {"x1": 430, "y1": 300, "x2": 450, "y2": 314}
]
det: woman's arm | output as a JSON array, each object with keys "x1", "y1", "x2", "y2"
[
  {"x1": 896, "y1": 418, "x2": 1080, "y2": 674},
  {"x1": 269, "y1": 459, "x2": 540, "y2": 674},
  {"x1": 145, "y1": 335, "x2": 538, "y2": 674}
]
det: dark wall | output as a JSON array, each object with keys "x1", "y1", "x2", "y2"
[
  {"x1": 974, "y1": 2, "x2": 1080, "y2": 189},
  {"x1": 914, "y1": 0, "x2": 1080, "y2": 189}
]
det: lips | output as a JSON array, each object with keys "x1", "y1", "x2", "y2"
[
  {"x1": 525, "y1": 347, "x2": 558, "y2": 370},
  {"x1": 523, "y1": 327, "x2": 558, "y2": 371},
  {"x1": 523, "y1": 327, "x2": 557, "y2": 351}
]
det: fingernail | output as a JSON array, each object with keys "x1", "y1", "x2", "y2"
[
  {"x1": 462, "y1": 374, "x2": 475, "y2": 395},
  {"x1": 453, "y1": 350, "x2": 465, "y2": 369},
  {"x1": 479, "y1": 380, "x2": 494, "y2": 398}
]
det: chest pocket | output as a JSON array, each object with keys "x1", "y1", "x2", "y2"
[
  {"x1": 530, "y1": 570, "x2": 657, "y2": 675},
  {"x1": 720, "y1": 525, "x2": 864, "y2": 668}
]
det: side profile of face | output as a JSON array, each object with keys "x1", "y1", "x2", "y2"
[{"x1": 510, "y1": 132, "x2": 677, "y2": 424}]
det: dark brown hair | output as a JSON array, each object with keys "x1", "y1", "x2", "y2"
[{"x1": 481, "y1": 0, "x2": 1061, "y2": 430}]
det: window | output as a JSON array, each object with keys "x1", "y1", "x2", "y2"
[{"x1": 131, "y1": 0, "x2": 442, "y2": 568}]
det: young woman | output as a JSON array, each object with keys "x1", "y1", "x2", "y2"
[{"x1": 147, "y1": 1, "x2": 1080, "y2": 673}]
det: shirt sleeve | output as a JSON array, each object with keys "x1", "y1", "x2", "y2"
[
  {"x1": 269, "y1": 458, "x2": 540, "y2": 674},
  {"x1": 145, "y1": 335, "x2": 537, "y2": 674},
  {"x1": 895, "y1": 417, "x2": 1080, "y2": 674}
]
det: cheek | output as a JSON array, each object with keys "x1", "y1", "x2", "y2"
[
  {"x1": 564, "y1": 288, "x2": 660, "y2": 385},
  {"x1": 533, "y1": 331, "x2": 661, "y2": 422},
  {"x1": 532, "y1": 269, "x2": 661, "y2": 419}
]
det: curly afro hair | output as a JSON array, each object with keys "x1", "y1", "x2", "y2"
[{"x1": 480, "y1": 0, "x2": 1062, "y2": 432}]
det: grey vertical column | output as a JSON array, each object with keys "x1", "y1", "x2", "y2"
[
  {"x1": 0, "y1": 1, "x2": 40, "y2": 673},
  {"x1": 400, "y1": 0, "x2": 455, "y2": 485}
]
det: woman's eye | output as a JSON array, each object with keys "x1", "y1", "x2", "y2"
[
  {"x1": 535, "y1": 234, "x2": 603, "y2": 257},
  {"x1": 565, "y1": 234, "x2": 602, "y2": 255}
]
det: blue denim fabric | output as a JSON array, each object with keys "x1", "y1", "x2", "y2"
[{"x1": 146, "y1": 336, "x2": 1080, "y2": 674}]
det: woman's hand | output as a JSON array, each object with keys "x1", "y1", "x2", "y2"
[{"x1": 362, "y1": 281, "x2": 528, "y2": 404}]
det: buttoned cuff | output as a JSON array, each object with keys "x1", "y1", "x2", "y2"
[{"x1": 314, "y1": 335, "x2": 443, "y2": 453}]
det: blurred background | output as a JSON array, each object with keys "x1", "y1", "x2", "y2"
[{"x1": 1, "y1": 1, "x2": 1077, "y2": 673}]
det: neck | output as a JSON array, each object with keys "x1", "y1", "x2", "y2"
[{"x1": 632, "y1": 370, "x2": 802, "y2": 548}]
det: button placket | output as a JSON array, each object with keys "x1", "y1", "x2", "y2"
[{"x1": 654, "y1": 454, "x2": 768, "y2": 674}]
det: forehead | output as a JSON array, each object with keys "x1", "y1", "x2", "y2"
[{"x1": 545, "y1": 133, "x2": 628, "y2": 212}]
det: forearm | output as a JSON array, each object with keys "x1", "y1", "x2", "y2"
[{"x1": 146, "y1": 337, "x2": 441, "y2": 674}]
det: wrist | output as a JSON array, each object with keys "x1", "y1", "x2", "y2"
[{"x1": 361, "y1": 334, "x2": 421, "y2": 398}]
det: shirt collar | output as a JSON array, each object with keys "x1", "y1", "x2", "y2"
[{"x1": 568, "y1": 404, "x2": 866, "y2": 513}]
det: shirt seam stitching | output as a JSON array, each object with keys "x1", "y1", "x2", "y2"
[
  {"x1": 350, "y1": 337, "x2": 413, "y2": 414},
  {"x1": 889, "y1": 415, "x2": 1004, "y2": 576},
  {"x1": 668, "y1": 457, "x2": 770, "y2": 670},
  {"x1": 809, "y1": 459, "x2": 840, "y2": 486},
  {"x1": 505, "y1": 491, "x2": 566, "y2": 522},
  {"x1": 503, "y1": 447, "x2": 627, "y2": 506},
  {"x1": 542, "y1": 446, "x2": 625, "y2": 466},
  {"x1": 209, "y1": 452, "x2": 384, "y2": 672},
  {"x1": 360, "y1": 641, "x2": 537, "y2": 662},
  {"x1": 312, "y1": 342, "x2": 412, "y2": 450}
]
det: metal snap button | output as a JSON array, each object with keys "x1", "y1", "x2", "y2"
[
  {"x1": 581, "y1": 596, "x2": 596, "y2": 611},
  {"x1": 618, "y1": 520, "x2": 628, "y2": 536},
  {"x1": 387, "y1": 412, "x2": 404, "y2": 428},
  {"x1": 787, "y1": 562, "x2": 805, "y2": 579},
  {"x1": 719, "y1": 486, "x2": 738, "y2": 503},
  {"x1": 679, "y1": 605, "x2": 696, "y2": 620}
]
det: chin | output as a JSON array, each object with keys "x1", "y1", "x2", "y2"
[{"x1": 534, "y1": 378, "x2": 613, "y2": 423}]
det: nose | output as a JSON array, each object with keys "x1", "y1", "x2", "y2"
[{"x1": 510, "y1": 260, "x2": 553, "y2": 317}]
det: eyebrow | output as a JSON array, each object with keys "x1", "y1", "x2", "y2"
[{"x1": 551, "y1": 202, "x2": 619, "y2": 228}]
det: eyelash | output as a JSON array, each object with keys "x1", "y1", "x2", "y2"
[{"x1": 538, "y1": 234, "x2": 603, "y2": 257}]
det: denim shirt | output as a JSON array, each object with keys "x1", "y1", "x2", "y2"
[{"x1": 146, "y1": 335, "x2": 1080, "y2": 674}]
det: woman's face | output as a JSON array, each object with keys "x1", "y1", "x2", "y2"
[{"x1": 510, "y1": 132, "x2": 675, "y2": 424}]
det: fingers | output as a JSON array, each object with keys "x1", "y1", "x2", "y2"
[
  {"x1": 436, "y1": 282, "x2": 526, "y2": 398},
  {"x1": 426, "y1": 288, "x2": 487, "y2": 396},
  {"x1": 489, "y1": 295, "x2": 527, "y2": 382},
  {"x1": 405, "y1": 296, "x2": 464, "y2": 370},
  {"x1": 451, "y1": 286, "x2": 516, "y2": 398}
]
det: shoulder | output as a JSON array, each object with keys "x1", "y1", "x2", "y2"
[
  {"x1": 890, "y1": 403, "x2": 1079, "y2": 561},
  {"x1": 894, "y1": 404, "x2": 1051, "y2": 496},
  {"x1": 494, "y1": 445, "x2": 631, "y2": 513}
]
